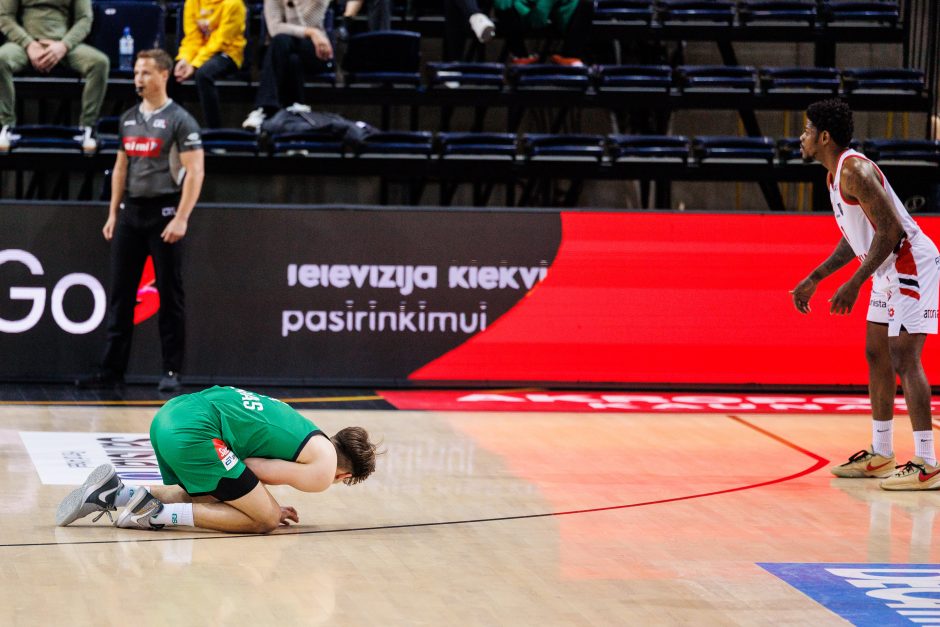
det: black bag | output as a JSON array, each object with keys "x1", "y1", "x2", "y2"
[{"x1": 260, "y1": 108, "x2": 377, "y2": 147}]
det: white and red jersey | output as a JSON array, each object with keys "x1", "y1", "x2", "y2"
[{"x1": 829, "y1": 148, "x2": 926, "y2": 291}]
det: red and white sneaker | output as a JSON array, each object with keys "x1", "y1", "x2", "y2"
[{"x1": 830, "y1": 448, "x2": 896, "y2": 478}]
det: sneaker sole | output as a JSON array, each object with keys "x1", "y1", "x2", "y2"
[
  {"x1": 831, "y1": 468, "x2": 896, "y2": 478},
  {"x1": 881, "y1": 479, "x2": 940, "y2": 490},
  {"x1": 55, "y1": 464, "x2": 117, "y2": 526}
]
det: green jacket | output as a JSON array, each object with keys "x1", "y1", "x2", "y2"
[
  {"x1": 493, "y1": 0, "x2": 579, "y2": 30},
  {"x1": 0, "y1": 0, "x2": 93, "y2": 51}
]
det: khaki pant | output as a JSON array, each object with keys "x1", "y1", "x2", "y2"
[{"x1": 0, "y1": 42, "x2": 109, "y2": 127}]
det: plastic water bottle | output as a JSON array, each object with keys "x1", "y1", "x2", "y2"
[{"x1": 119, "y1": 27, "x2": 134, "y2": 72}]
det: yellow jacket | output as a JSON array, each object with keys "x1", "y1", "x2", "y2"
[{"x1": 177, "y1": 0, "x2": 246, "y2": 69}]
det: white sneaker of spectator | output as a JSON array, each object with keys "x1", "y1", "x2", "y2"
[
  {"x1": 242, "y1": 108, "x2": 267, "y2": 131},
  {"x1": 81, "y1": 126, "x2": 97, "y2": 153},
  {"x1": 0, "y1": 125, "x2": 11, "y2": 152},
  {"x1": 286, "y1": 102, "x2": 311, "y2": 113},
  {"x1": 469, "y1": 13, "x2": 495, "y2": 44}
]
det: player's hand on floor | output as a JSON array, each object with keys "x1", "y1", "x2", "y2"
[{"x1": 279, "y1": 506, "x2": 299, "y2": 526}]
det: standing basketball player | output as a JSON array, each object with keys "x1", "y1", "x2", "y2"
[
  {"x1": 56, "y1": 385, "x2": 380, "y2": 532},
  {"x1": 791, "y1": 98, "x2": 940, "y2": 490},
  {"x1": 76, "y1": 48, "x2": 204, "y2": 393}
]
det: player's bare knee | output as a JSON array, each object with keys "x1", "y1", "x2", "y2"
[
  {"x1": 251, "y1": 508, "x2": 281, "y2": 533},
  {"x1": 889, "y1": 347, "x2": 918, "y2": 378},
  {"x1": 864, "y1": 342, "x2": 887, "y2": 368}
]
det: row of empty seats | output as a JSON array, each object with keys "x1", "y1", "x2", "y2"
[
  {"x1": 7, "y1": 125, "x2": 938, "y2": 165},
  {"x1": 429, "y1": 63, "x2": 924, "y2": 94},
  {"x1": 593, "y1": 0, "x2": 901, "y2": 25}
]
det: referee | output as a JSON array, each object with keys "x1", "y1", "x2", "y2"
[{"x1": 77, "y1": 49, "x2": 205, "y2": 392}]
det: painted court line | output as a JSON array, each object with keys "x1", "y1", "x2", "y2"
[{"x1": 3, "y1": 414, "x2": 828, "y2": 548}]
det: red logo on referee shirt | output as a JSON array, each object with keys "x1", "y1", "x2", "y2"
[{"x1": 123, "y1": 136, "x2": 163, "y2": 157}]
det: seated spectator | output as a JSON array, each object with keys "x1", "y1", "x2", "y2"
[
  {"x1": 174, "y1": 0, "x2": 247, "y2": 129},
  {"x1": 444, "y1": 0, "x2": 496, "y2": 62},
  {"x1": 336, "y1": 0, "x2": 391, "y2": 41},
  {"x1": 0, "y1": 0, "x2": 109, "y2": 151},
  {"x1": 242, "y1": 0, "x2": 332, "y2": 130},
  {"x1": 493, "y1": 0, "x2": 592, "y2": 67}
]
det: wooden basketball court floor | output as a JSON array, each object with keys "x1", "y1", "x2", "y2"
[{"x1": 2, "y1": 387, "x2": 940, "y2": 626}]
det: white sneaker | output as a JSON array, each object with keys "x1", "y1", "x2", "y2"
[
  {"x1": 242, "y1": 107, "x2": 267, "y2": 131},
  {"x1": 55, "y1": 464, "x2": 123, "y2": 526},
  {"x1": 469, "y1": 13, "x2": 496, "y2": 44},
  {"x1": 286, "y1": 102, "x2": 311, "y2": 113},
  {"x1": 80, "y1": 126, "x2": 97, "y2": 153},
  {"x1": 115, "y1": 486, "x2": 165, "y2": 530},
  {"x1": 0, "y1": 125, "x2": 11, "y2": 152}
]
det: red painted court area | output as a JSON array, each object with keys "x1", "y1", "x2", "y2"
[{"x1": 380, "y1": 390, "x2": 940, "y2": 414}]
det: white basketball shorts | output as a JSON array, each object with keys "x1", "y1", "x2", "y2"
[{"x1": 867, "y1": 234, "x2": 940, "y2": 336}]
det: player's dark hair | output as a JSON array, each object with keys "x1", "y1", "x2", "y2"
[
  {"x1": 806, "y1": 99, "x2": 854, "y2": 148},
  {"x1": 333, "y1": 427, "x2": 381, "y2": 485},
  {"x1": 137, "y1": 48, "x2": 173, "y2": 72}
]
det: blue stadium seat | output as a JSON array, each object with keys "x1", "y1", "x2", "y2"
[
  {"x1": 594, "y1": 65, "x2": 673, "y2": 92},
  {"x1": 760, "y1": 67, "x2": 840, "y2": 93},
  {"x1": 342, "y1": 31, "x2": 422, "y2": 87},
  {"x1": 200, "y1": 129, "x2": 260, "y2": 155},
  {"x1": 355, "y1": 131, "x2": 434, "y2": 157},
  {"x1": 427, "y1": 63, "x2": 506, "y2": 89},
  {"x1": 523, "y1": 134, "x2": 606, "y2": 161},
  {"x1": 656, "y1": 0, "x2": 735, "y2": 24},
  {"x1": 90, "y1": 2, "x2": 166, "y2": 77},
  {"x1": 507, "y1": 64, "x2": 591, "y2": 91},
  {"x1": 7, "y1": 125, "x2": 85, "y2": 152},
  {"x1": 693, "y1": 136, "x2": 776, "y2": 162},
  {"x1": 738, "y1": 1, "x2": 817, "y2": 24},
  {"x1": 677, "y1": 65, "x2": 758, "y2": 92},
  {"x1": 95, "y1": 117, "x2": 121, "y2": 153},
  {"x1": 271, "y1": 131, "x2": 346, "y2": 157},
  {"x1": 822, "y1": 1, "x2": 899, "y2": 25},
  {"x1": 608, "y1": 135, "x2": 691, "y2": 163},
  {"x1": 438, "y1": 133, "x2": 517, "y2": 160},
  {"x1": 842, "y1": 68, "x2": 925, "y2": 94},
  {"x1": 862, "y1": 139, "x2": 940, "y2": 163},
  {"x1": 594, "y1": 0, "x2": 655, "y2": 24}
]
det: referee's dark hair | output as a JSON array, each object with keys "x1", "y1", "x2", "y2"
[
  {"x1": 137, "y1": 48, "x2": 174, "y2": 72},
  {"x1": 806, "y1": 99, "x2": 854, "y2": 148}
]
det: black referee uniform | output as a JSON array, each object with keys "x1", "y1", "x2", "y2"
[{"x1": 99, "y1": 99, "x2": 202, "y2": 382}]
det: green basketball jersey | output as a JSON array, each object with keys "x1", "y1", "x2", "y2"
[{"x1": 197, "y1": 386, "x2": 321, "y2": 460}]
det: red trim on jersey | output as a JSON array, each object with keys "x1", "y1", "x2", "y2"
[
  {"x1": 837, "y1": 154, "x2": 886, "y2": 206},
  {"x1": 900, "y1": 288, "x2": 921, "y2": 300},
  {"x1": 895, "y1": 238, "x2": 918, "y2": 276}
]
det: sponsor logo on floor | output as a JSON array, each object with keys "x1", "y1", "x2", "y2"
[
  {"x1": 20, "y1": 432, "x2": 160, "y2": 485},
  {"x1": 760, "y1": 563, "x2": 940, "y2": 626}
]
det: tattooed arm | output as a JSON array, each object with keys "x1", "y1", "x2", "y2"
[
  {"x1": 791, "y1": 237, "x2": 856, "y2": 314},
  {"x1": 827, "y1": 158, "x2": 903, "y2": 315}
]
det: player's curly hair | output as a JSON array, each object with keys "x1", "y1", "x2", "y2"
[
  {"x1": 333, "y1": 427, "x2": 382, "y2": 485},
  {"x1": 806, "y1": 99, "x2": 854, "y2": 148}
]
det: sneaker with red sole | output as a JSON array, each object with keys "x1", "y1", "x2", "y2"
[
  {"x1": 510, "y1": 54, "x2": 540, "y2": 66},
  {"x1": 549, "y1": 54, "x2": 584, "y2": 67}
]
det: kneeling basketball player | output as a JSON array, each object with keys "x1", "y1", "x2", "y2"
[{"x1": 57, "y1": 385, "x2": 379, "y2": 532}]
